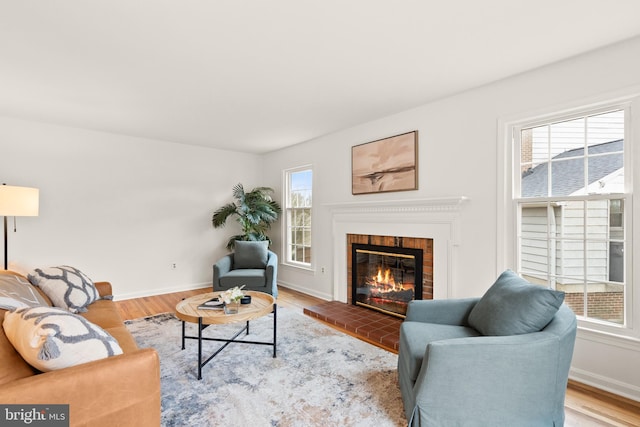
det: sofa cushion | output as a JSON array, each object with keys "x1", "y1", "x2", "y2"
[
  {"x1": 28, "y1": 266, "x2": 99, "y2": 313},
  {"x1": 0, "y1": 273, "x2": 49, "y2": 310},
  {"x1": 234, "y1": 241, "x2": 269, "y2": 269},
  {"x1": 467, "y1": 270, "x2": 565, "y2": 336},
  {"x1": 3, "y1": 306, "x2": 123, "y2": 372}
]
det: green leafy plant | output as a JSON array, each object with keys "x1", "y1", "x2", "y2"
[{"x1": 212, "y1": 183, "x2": 282, "y2": 249}]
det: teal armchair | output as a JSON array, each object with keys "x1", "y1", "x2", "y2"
[
  {"x1": 398, "y1": 270, "x2": 577, "y2": 426},
  {"x1": 212, "y1": 241, "x2": 278, "y2": 298}
]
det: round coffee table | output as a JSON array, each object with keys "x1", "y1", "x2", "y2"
[{"x1": 175, "y1": 291, "x2": 277, "y2": 380}]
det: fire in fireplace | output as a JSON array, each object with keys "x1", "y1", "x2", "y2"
[{"x1": 351, "y1": 243, "x2": 423, "y2": 317}]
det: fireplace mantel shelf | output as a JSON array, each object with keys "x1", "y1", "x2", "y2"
[{"x1": 325, "y1": 196, "x2": 468, "y2": 213}]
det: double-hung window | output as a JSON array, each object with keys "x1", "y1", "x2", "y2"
[
  {"x1": 284, "y1": 166, "x2": 312, "y2": 267},
  {"x1": 513, "y1": 106, "x2": 630, "y2": 327}
]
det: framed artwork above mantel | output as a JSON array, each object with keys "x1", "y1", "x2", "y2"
[{"x1": 351, "y1": 131, "x2": 418, "y2": 195}]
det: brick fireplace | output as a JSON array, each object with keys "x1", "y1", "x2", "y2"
[
  {"x1": 347, "y1": 234, "x2": 433, "y2": 317},
  {"x1": 304, "y1": 197, "x2": 466, "y2": 351}
]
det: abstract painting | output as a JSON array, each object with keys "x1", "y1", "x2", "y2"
[{"x1": 351, "y1": 131, "x2": 418, "y2": 194}]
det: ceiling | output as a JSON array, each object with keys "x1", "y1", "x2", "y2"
[{"x1": 2, "y1": 1, "x2": 640, "y2": 154}]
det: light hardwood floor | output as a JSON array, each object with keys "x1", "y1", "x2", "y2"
[{"x1": 115, "y1": 286, "x2": 640, "y2": 426}]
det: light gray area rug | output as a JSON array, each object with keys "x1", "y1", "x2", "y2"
[{"x1": 125, "y1": 307, "x2": 406, "y2": 427}]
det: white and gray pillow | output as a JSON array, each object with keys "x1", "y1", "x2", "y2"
[
  {"x1": 3, "y1": 306, "x2": 123, "y2": 372},
  {"x1": 28, "y1": 266, "x2": 99, "y2": 313}
]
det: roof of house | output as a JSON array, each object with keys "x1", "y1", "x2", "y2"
[{"x1": 521, "y1": 139, "x2": 623, "y2": 197}]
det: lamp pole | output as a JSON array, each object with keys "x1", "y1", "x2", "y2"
[{"x1": 3, "y1": 215, "x2": 7, "y2": 270}]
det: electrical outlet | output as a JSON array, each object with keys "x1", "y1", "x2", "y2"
[
  {"x1": 321, "y1": 266, "x2": 325, "y2": 274},
  {"x1": 171, "y1": 263, "x2": 177, "y2": 269}
]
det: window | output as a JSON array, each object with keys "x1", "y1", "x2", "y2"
[
  {"x1": 284, "y1": 166, "x2": 312, "y2": 267},
  {"x1": 514, "y1": 107, "x2": 629, "y2": 326}
]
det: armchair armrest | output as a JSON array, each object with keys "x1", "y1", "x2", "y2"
[
  {"x1": 213, "y1": 254, "x2": 234, "y2": 284},
  {"x1": 266, "y1": 251, "x2": 278, "y2": 297},
  {"x1": 405, "y1": 298, "x2": 479, "y2": 325},
  {"x1": 413, "y1": 332, "x2": 564, "y2": 425},
  {"x1": 0, "y1": 348, "x2": 160, "y2": 427}
]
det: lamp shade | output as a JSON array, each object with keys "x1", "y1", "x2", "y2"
[{"x1": 0, "y1": 185, "x2": 39, "y2": 216}]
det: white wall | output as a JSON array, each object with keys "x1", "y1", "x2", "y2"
[
  {"x1": 1, "y1": 117, "x2": 262, "y2": 299},
  {"x1": 262, "y1": 36, "x2": 640, "y2": 400}
]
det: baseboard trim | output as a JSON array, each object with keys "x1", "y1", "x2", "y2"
[
  {"x1": 114, "y1": 282, "x2": 211, "y2": 301},
  {"x1": 276, "y1": 280, "x2": 332, "y2": 301}
]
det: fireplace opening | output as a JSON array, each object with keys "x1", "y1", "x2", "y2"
[{"x1": 351, "y1": 243, "x2": 423, "y2": 317}]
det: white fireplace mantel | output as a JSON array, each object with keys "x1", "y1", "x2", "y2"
[
  {"x1": 325, "y1": 196, "x2": 468, "y2": 213},
  {"x1": 329, "y1": 196, "x2": 468, "y2": 302}
]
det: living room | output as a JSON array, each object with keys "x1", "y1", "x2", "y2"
[{"x1": 2, "y1": 1, "x2": 640, "y2": 425}]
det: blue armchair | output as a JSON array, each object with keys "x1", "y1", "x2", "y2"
[
  {"x1": 212, "y1": 241, "x2": 278, "y2": 298},
  {"x1": 398, "y1": 270, "x2": 577, "y2": 426}
]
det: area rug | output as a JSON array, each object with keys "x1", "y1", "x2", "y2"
[{"x1": 125, "y1": 307, "x2": 406, "y2": 427}]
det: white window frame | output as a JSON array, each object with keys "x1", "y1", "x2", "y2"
[
  {"x1": 498, "y1": 92, "x2": 640, "y2": 340},
  {"x1": 282, "y1": 165, "x2": 313, "y2": 270}
]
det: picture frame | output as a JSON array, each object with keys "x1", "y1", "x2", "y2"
[{"x1": 351, "y1": 131, "x2": 418, "y2": 195}]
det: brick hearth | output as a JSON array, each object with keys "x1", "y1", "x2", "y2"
[{"x1": 304, "y1": 301, "x2": 401, "y2": 353}]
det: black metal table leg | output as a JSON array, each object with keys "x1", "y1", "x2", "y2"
[
  {"x1": 273, "y1": 304, "x2": 277, "y2": 357},
  {"x1": 197, "y1": 317, "x2": 203, "y2": 380},
  {"x1": 181, "y1": 320, "x2": 186, "y2": 350}
]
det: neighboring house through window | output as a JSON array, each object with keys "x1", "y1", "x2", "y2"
[
  {"x1": 512, "y1": 107, "x2": 630, "y2": 327},
  {"x1": 284, "y1": 166, "x2": 312, "y2": 267}
]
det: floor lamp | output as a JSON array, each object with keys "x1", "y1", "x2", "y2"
[{"x1": 0, "y1": 184, "x2": 39, "y2": 270}]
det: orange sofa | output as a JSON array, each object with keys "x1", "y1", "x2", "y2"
[{"x1": 0, "y1": 270, "x2": 160, "y2": 427}]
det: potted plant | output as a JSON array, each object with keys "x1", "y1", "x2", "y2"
[{"x1": 212, "y1": 183, "x2": 282, "y2": 249}]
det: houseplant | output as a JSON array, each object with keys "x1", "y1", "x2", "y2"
[{"x1": 212, "y1": 183, "x2": 282, "y2": 249}]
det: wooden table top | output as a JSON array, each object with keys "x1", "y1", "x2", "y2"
[{"x1": 175, "y1": 291, "x2": 275, "y2": 325}]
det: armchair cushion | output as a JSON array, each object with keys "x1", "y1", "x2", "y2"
[
  {"x1": 219, "y1": 269, "x2": 267, "y2": 288},
  {"x1": 467, "y1": 270, "x2": 565, "y2": 336},
  {"x1": 233, "y1": 241, "x2": 269, "y2": 269}
]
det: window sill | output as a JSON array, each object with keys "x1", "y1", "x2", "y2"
[
  {"x1": 577, "y1": 324, "x2": 640, "y2": 351},
  {"x1": 281, "y1": 262, "x2": 315, "y2": 273}
]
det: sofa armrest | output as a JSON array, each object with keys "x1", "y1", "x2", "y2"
[
  {"x1": 405, "y1": 298, "x2": 479, "y2": 325},
  {"x1": 413, "y1": 333, "x2": 563, "y2": 425},
  {"x1": 213, "y1": 254, "x2": 234, "y2": 285},
  {"x1": 0, "y1": 348, "x2": 161, "y2": 427},
  {"x1": 94, "y1": 281, "x2": 113, "y2": 298}
]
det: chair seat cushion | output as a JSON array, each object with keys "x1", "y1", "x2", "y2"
[
  {"x1": 399, "y1": 321, "x2": 480, "y2": 382},
  {"x1": 219, "y1": 269, "x2": 267, "y2": 288}
]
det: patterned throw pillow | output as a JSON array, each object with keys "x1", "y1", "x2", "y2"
[
  {"x1": 0, "y1": 273, "x2": 49, "y2": 310},
  {"x1": 3, "y1": 306, "x2": 123, "y2": 372},
  {"x1": 28, "y1": 266, "x2": 99, "y2": 313}
]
